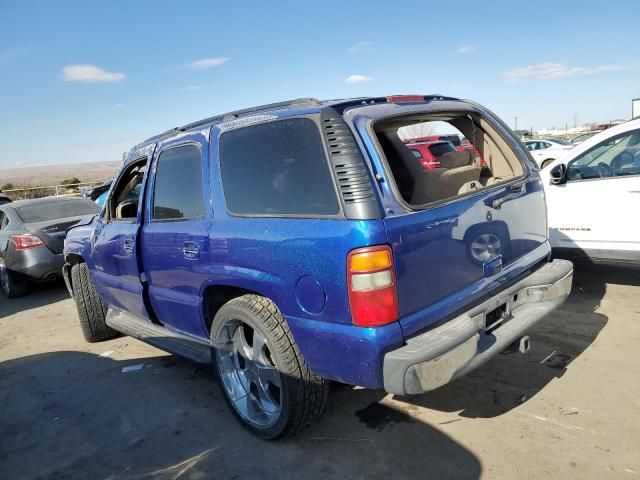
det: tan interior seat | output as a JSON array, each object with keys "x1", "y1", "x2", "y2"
[{"x1": 411, "y1": 165, "x2": 481, "y2": 204}]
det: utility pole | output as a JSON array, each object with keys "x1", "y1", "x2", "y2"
[{"x1": 514, "y1": 116, "x2": 518, "y2": 131}]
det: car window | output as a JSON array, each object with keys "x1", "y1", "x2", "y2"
[
  {"x1": 153, "y1": 145, "x2": 204, "y2": 220},
  {"x1": 0, "y1": 211, "x2": 4, "y2": 230},
  {"x1": 108, "y1": 158, "x2": 147, "y2": 221},
  {"x1": 15, "y1": 199, "x2": 99, "y2": 223},
  {"x1": 540, "y1": 142, "x2": 552, "y2": 149},
  {"x1": 546, "y1": 137, "x2": 573, "y2": 146},
  {"x1": 219, "y1": 118, "x2": 340, "y2": 216},
  {"x1": 525, "y1": 142, "x2": 535, "y2": 151},
  {"x1": 409, "y1": 149, "x2": 422, "y2": 159},
  {"x1": 428, "y1": 142, "x2": 456, "y2": 157},
  {"x1": 567, "y1": 129, "x2": 640, "y2": 181}
]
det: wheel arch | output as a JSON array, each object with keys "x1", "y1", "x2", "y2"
[
  {"x1": 63, "y1": 253, "x2": 85, "y2": 296},
  {"x1": 202, "y1": 283, "x2": 272, "y2": 338}
]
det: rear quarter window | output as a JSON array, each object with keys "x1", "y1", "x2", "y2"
[
  {"x1": 16, "y1": 200, "x2": 99, "y2": 223},
  {"x1": 219, "y1": 118, "x2": 341, "y2": 216}
]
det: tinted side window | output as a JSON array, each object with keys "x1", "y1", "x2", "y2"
[
  {"x1": 429, "y1": 142, "x2": 455, "y2": 157},
  {"x1": 219, "y1": 118, "x2": 340, "y2": 216},
  {"x1": 153, "y1": 145, "x2": 204, "y2": 220}
]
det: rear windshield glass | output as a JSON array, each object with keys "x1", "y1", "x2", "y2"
[
  {"x1": 16, "y1": 199, "x2": 99, "y2": 223},
  {"x1": 219, "y1": 118, "x2": 340, "y2": 216},
  {"x1": 429, "y1": 142, "x2": 456, "y2": 157},
  {"x1": 376, "y1": 115, "x2": 524, "y2": 207}
]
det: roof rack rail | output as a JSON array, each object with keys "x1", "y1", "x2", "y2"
[{"x1": 177, "y1": 97, "x2": 321, "y2": 132}]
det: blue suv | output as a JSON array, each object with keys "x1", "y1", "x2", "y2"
[{"x1": 63, "y1": 95, "x2": 573, "y2": 438}]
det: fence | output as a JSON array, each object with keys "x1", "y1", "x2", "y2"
[{"x1": 2, "y1": 182, "x2": 103, "y2": 201}]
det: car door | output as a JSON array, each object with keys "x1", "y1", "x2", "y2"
[
  {"x1": 91, "y1": 151, "x2": 153, "y2": 320},
  {"x1": 546, "y1": 127, "x2": 640, "y2": 262},
  {"x1": 140, "y1": 136, "x2": 211, "y2": 338}
]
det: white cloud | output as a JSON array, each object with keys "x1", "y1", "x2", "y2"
[
  {"x1": 503, "y1": 62, "x2": 627, "y2": 84},
  {"x1": 348, "y1": 41, "x2": 373, "y2": 52},
  {"x1": 344, "y1": 74, "x2": 374, "y2": 85},
  {"x1": 457, "y1": 45, "x2": 477, "y2": 54},
  {"x1": 185, "y1": 85, "x2": 204, "y2": 91},
  {"x1": 61, "y1": 64, "x2": 125, "y2": 83},
  {"x1": 183, "y1": 57, "x2": 230, "y2": 70}
]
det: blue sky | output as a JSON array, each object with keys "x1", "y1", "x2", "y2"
[{"x1": 1, "y1": 0, "x2": 638, "y2": 168}]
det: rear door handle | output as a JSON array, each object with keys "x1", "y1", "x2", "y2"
[
  {"x1": 491, "y1": 181, "x2": 527, "y2": 210},
  {"x1": 182, "y1": 241, "x2": 200, "y2": 259}
]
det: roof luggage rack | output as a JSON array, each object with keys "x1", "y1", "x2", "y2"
[{"x1": 177, "y1": 97, "x2": 321, "y2": 132}]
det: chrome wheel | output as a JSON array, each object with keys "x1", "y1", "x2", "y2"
[
  {"x1": 470, "y1": 233, "x2": 502, "y2": 263},
  {"x1": 215, "y1": 319, "x2": 282, "y2": 428}
]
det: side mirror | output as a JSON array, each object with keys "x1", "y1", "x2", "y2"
[{"x1": 549, "y1": 164, "x2": 566, "y2": 185}]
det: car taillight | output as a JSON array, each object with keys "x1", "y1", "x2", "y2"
[
  {"x1": 347, "y1": 245, "x2": 399, "y2": 327},
  {"x1": 11, "y1": 234, "x2": 45, "y2": 250}
]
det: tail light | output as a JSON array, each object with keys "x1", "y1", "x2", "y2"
[
  {"x1": 11, "y1": 234, "x2": 45, "y2": 251},
  {"x1": 347, "y1": 245, "x2": 399, "y2": 327},
  {"x1": 386, "y1": 95, "x2": 424, "y2": 103}
]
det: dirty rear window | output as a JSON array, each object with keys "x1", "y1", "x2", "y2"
[{"x1": 16, "y1": 199, "x2": 99, "y2": 223}]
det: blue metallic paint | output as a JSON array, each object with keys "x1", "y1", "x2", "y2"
[{"x1": 64, "y1": 98, "x2": 552, "y2": 389}]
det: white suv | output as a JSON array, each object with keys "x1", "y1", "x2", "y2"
[{"x1": 541, "y1": 119, "x2": 640, "y2": 266}]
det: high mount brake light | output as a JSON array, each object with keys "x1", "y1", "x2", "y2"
[
  {"x1": 386, "y1": 95, "x2": 425, "y2": 103},
  {"x1": 347, "y1": 245, "x2": 399, "y2": 327},
  {"x1": 11, "y1": 234, "x2": 45, "y2": 251}
]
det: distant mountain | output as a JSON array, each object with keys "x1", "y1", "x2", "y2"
[{"x1": 0, "y1": 161, "x2": 121, "y2": 187}]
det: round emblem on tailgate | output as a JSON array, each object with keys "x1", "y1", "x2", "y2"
[{"x1": 486, "y1": 211, "x2": 493, "y2": 222}]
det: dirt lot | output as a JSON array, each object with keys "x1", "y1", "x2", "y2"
[{"x1": 0, "y1": 265, "x2": 639, "y2": 480}]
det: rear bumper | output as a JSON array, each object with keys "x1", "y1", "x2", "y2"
[
  {"x1": 383, "y1": 259, "x2": 573, "y2": 395},
  {"x1": 6, "y1": 248, "x2": 64, "y2": 282}
]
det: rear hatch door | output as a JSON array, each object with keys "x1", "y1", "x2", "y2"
[{"x1": 384, "y1": 177, "x2": 548, "y2": 337}]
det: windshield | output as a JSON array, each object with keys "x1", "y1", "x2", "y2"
[{"x1": 16, "y1": 199, "x2": 99, "y2": 223}]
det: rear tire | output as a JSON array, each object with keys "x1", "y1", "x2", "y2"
[
  {"x1": 0, "y1": 256, "x2": 28, "y2": 298},
  {"x1": 211, "y1": 294, "x2": 329, "y2": 439},
  {"x1": 71, "y1": 262, "x2": 117, "y2": 342}
]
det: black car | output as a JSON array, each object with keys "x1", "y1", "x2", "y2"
[
  {"x1": 0, "y1": 197, "x2": 99, "y2": 297},
  {"x1": 0, "y1": 192, "x2": 11, "y2": 205}
]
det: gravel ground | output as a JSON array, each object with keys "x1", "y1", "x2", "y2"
[{"x1": 0, "y1": 265, "x2": 638, "y2": 480}]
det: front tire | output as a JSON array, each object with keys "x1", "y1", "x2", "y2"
[
  {"x1": 0, "y1": 256, "x2": 27, "y2": 298},
  {"x1": 71, "y1": 262, "x2": 117, "y2": 342},
  {"x1": 211, "y1": 295, "x2": 329, "y2": 439}
]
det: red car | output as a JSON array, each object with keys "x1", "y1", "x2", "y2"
[{"x1": 405, "y1": 141, "x2": 456, "y2": 169}]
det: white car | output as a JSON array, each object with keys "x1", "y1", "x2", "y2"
[
  {"x1": 541, "y1": 119, "x2": 640, "y2": 266},
  {"x1": 524, "y1": 138, "x2": 574, "y2": 169}
]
